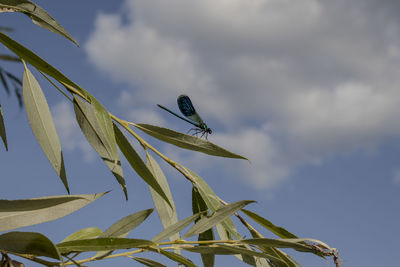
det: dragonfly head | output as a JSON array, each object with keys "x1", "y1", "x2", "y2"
[{"x1": 200, "y1": 123, "x2": 212, "y2": 135}]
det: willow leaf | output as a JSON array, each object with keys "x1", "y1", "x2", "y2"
[
  {"x1": 0, "y1": 32, "x2": 89, "y2": 99},
  {"x1": 241, "y1": 209, "x2": 298, "y2": 239},
  {"x1": 0, "y1": 69, "x2": 10, "y2": 95},
  {"x1": 240, "y1": 238, "x2": 320, "y2": 254},
  {"x1": 184, "y1": 200, "x2": 255, "y2": 239},
  {"x1": 92, "y1": 99, "x2": 118, "y2": 164},
  {"x1": 145, "y1": 151, "x2": 179, "y2": 234},
  {"x1": 57, "y1": 238, "x2": 154, "y2": 254},
  {"x1": 152, "y1": 248, "x2": 197, "y2": 267},
  {"x1": 23, "y1": 65, "x2": 68, "y2": 193},
  {"x1": 0, "y1": 0, "x2": 78, "y2": 45},
  {"x1": 132, "y1": 257, "x2": 167, "y2": 267},
  {"x1": 192, "y1": 187, "x2": 215, "y2": 267},
  {"x1": 0, "y1": 54, "x2": 20, "y2": 62},
  {"x1": 152, "y1": 213, "x2": 200, "y2": 243},
  {"x1": 0, "y1": 193, "x2": 107, "y2": 231},
  {"x1": 134, "y1": 124, "x2": 246, "y2": 159},
  {"x1": 73, "y1": 96, "x2": 127, "y2": 199},
  {"x1": 101, "y1": 209, "x2": 153, "y2": 238},
  {"x1": 114, "y1": 125, "x2": 171, "y2": 206},
  {"x1": 62, "y1": 227, "x2": 103, "y2": 242},
  {"x1": 185, "y1": 167, "x2": 241, "y2": 239},
  {"x1": 0, "y1": 231, "x2": 61, "y2": 260},
  {"x1": 0, "y1": 105, "x2": 7, "y2": 150}
]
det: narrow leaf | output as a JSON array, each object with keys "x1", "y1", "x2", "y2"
[
  {"x1": 0, "y1": 69, "x2": 10, "y2": 95},
  {"x1": 0, "y1": 32, "x2": 90, "y2": 99},
  {"x1": 94, "y1": 209, "x2": 151, "y2": 260},
  {"x1": 0, "y1": 54, "x2": 21, "y2": 62},
  {"x1": 73, "y1": 96, "x2": 127, "y2": 199},
  {"x1": 0, "y1": 231, "x2": 61, "y2": 260},
  {"x1": 62, "y1": 227, "x2": 102, "y2": 242},
  {"x1": 134, "y1": 124, "x2": 246, "y2": 159},
  {"x1": 186, "y1": 168, "x2": 241, "y2": 239},
  {"x1": 241, "y1": 209, "x2": 298, "y2": 239},
  {"x1": 0, "y1": 0, "x2": 78, "y2": 45},
  {"x1": 152, "y1": 213, "x2": 200, "y2": 243},
  {"x1": 101, "y1": 209, "x2": 153, "y2": 238},
  {"x1": 132, "y1": 257, "x2": 167, "y2": 267},
  {"x1": 152, "y1": 248, "x2": 197, "y2": 267},
  {"x1": 114, "y1": 124, "x2": 170, "y2": 206},
  {"x1": 146, "y1": 151, "x2": 178, "y2": 241},
  {"x1": 184, "y1": 244, "x2": 267, "y2": 258},
  {"x1": 94, "y1": 209, "x2": 153, "y2": 259},
  {"x1": 57, "y1": 238, "x2": 154, "y2": 254},
  {"x1": 240, "y1": 238, "x2": 320, "y2": 254},
  {"x1": 0, "y1": 192, "x2": 107, "y2": 231},
  {"x1": 184, "y1": 200, "x2": 255, "y2": 239},
  {"x1": 192, "y1": 187, "x2": 215, "y2": 267},
  {"x1": 0, "y1": 105, "x2": 7, "y2": 150},
  {"x1": 6, "y1": 71, "x2": 22, "y2": 86},
  {"x1": 245, "y1": 225, "x2": 296, "y2": 267},
  {"x1": 92, "y1": 99, "x2": 118, "y2": 164},
  {"x1": 23, "y1": 65, "x2": 69, "y2": 193}
]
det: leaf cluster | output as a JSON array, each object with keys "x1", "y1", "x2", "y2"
[{"x1": 0, "y1": 1, "x2": 340, "y2": 267}]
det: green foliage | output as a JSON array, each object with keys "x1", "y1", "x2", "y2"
[
  {"x1": 0, "y1": 2, "x2": 340, "y2": 267},
  {"x1": 0, "y1": 193, "x2": 107, "y2": 231},
  {"x1": 23, "y1": 63, "x2": 69, "y2": 193}
]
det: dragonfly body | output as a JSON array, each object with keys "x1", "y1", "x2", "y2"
[{"x1": 157, "y1": 95, "x2": 212, "y2": 138}]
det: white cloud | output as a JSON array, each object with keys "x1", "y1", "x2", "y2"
[{"x1": 84, "y1": 0, "x2": 400, "y2": 188}]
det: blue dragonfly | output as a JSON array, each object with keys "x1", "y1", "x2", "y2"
[{"x1": 157, "y1": 95, "x2": 212, "y2": 138}]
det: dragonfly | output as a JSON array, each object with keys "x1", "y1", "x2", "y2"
[{"x1": 157, "y1": 95, "x2": 212, "y2": 138}]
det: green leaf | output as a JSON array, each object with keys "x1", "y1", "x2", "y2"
[
  {"x1": 132, "y1": 257, "x2": 167, "y2": 267},
  {"x1": 0, "y1": 231, "x2": 61, "y2": 260},
  {"x1": 192, "y1": 187, "x2": 215, "y2": 267},
  {"x1": 101, "y1": 209, "x2": 153, "y2": 238},
  {"x1": 184, "y1": 244, "x2": 266, "y2": 258},
  {"x1": 183, "y1": 200, "x2": 255, "y2": 239},
  {"x1": 0, "y1": 54, "x2": 21, "y2": 62},
  {"x1": 151, "y1": 248, "x2": 197, "y2": 267},
  {"x1": 92, "y1": 99, "x2": 119, "y2": 165},
  {"x1": 57, "y1": 238, "x2": 154, "y2": 254},
  {"x1": 240, "y1": 238, "x2": 324, "y2": 254},
  {"x1": 0, "y1": 105, "x2": 7, "y2": 150},
  {"x1": 0, "y1": 69, "x2": 10, "y2": 95},
  {"x1": 145, "y1": 151, "x2": 179, "y2": 240},
  {"x1": 241, "y1": 209, "x2": 298, "y2": 239},
  {"x1": 0, "y1": 32, "x2": 89, "y2": 99},
  {"x1": 0, "y1": 0, "x2": 78, "y2": 46},
  {"x1": 186, "y1": 244, "x2": 286, "y2": 266},
  {"x1": 114, "y1": 124, "x2": 171, "y2": 206},
  {"x1": 62, "y1": 227, "x2": 103, "y2": 243},
  {"x1": 134, "y1": 124, "x2": 247, "y2": 159},
  {"x1": 152, "y1": 213, "x2": 200, "y2": 243},
  {"x1": 22, "y1": 65, "x2": 69, "y2": 193},
  {"x1": 185, "y1": 168, "x2": 241, "y2": 240},
  {"x1": 94, "y1": 210, "x2": 152, "y2": 259},
  {"x1": 0, "y1": 192, "x2": 107, "y2": 231},
  {"x1": 245, "y1": 225, "x2": 296, "y2": 267},
  {"x1": 94, "y1": 209, "x2": 153, "y2": 258},
  {"x1": 73, "y1": 96, "x2": 127, "y2": 199}
]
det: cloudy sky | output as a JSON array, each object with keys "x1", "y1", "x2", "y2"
[
  {"x1": 1, "y1": 0, "x2": 400, "y2": 266},
  {"x1": 84, "y1": 0, "x2": 400, "y2": 189}
]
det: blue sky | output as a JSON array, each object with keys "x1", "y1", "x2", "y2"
[{"x1": 1, "y1": 0, "x2": 399, "y2": 266}]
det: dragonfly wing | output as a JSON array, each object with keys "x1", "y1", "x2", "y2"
[{"x1": 177, "y1": 95, "x2": 204, "y2": 124}]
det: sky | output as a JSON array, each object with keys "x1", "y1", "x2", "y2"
[{"x1": 1, "y1": 0, "x2": 399, "y2": 266}]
